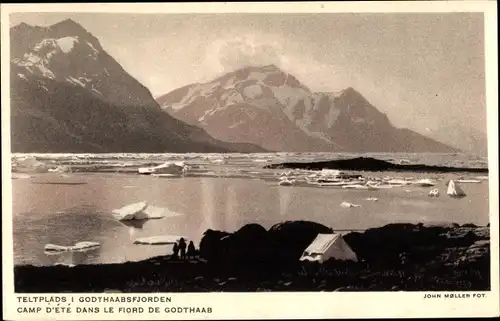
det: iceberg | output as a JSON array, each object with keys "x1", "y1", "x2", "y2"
[
  {"x1": 72, "y1": 241, "x2": 101, "y2": 252},
  {"x1": 428, "y1": 189, "x2": 440, "y2": 197},
  {"x1": 447, "y1": 180, "x2": 466, "y2": 198},
  {"x1": 340, "y1": 201, "x2": 361, "y2": 208},
  {"x1": 133, "y1": 235, "x2": 187, "y2": 245},
  {"x1": 278, "y1": 177, "x2": 295, "y2": 186},
  {"x1": 342, "y1": 184, "x2": 370, "y2": 190},
  {"x1": 138, "y1": 161, "x2": 189, "y2": 175},
  {"x1": 44, "y1": 241, "x2": 100, "y2": 254},
  {"x1": 456, "y1": 179, "x2": 482, "y2": 184},
  {"x1": 48, "y1": 165, "x2": 71, "y2": 173},
  {"x1": 112, "y1": 202, "x2": 183, "y2": 221},
  {"x1": 413, "y1": 179, "x2": 435, "y2": 187},
  {"x1": 211, "y1": 158, "x2": 226, "y2": 165},
  {"x1": 320, "y1": 169, "x2": 343, "y2": 177}
]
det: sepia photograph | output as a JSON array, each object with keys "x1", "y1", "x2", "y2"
[{"x1": 2, "y1": 1, "x2": 499, "y2": 319}]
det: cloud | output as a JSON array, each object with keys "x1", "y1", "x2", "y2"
[
  {"x1": 206, "y1": 35, "x2": 286, "y2": 73},
  {"x1": 205, "y1": 35, "x2": 349, "y2": 92}
]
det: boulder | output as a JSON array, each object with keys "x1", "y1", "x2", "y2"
[
  {"x1": 268, "y1": 221, "x2": 333, "y2": 263},
  {"x1": 345, "y1": 223, "x2": 448, "y2": 265},
  {"x1": 199, "y1": 229, "x2": 231, "y2": 262},
  {"x1": 224, "y1": 224, "x2": 273, "y2": 267}
]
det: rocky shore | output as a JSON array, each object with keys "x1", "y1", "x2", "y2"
[
  {"x1": 265, "y1": 157, "x2": 488, "y2": 173},
  {"x1": 14, "y1": 222, "x2": 490, "y2": 293}
]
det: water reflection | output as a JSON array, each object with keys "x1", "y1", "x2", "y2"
[
  {"x1": 278, "y1": 186, "x2": 293, "y2": 217},
  {"x1": 12, "y1": 175, "x2": 489, "y2": 266}
]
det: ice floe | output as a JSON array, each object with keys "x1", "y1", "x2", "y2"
[
  {"x1": 447, "y1": 180, "x2": 466, "y2": 198},
  {"x1": 48, "y1": 165, "x2": 72, "y2": 173},
  {"x1": 138, "y1": 161, "x2": 189, "y2": 175},
  {"x1": 365, "y1": 197, "x2": 379, "y2": 201},
  {"x1": 413, "y1": 179, "x2": 435, "y2": 187},
  {"x1": 133, "y1": 235, "x2": 187, "y2": 245},
  {"x1": 428, "y1": 189, "x2": 440, "y2": 197},
  {"x1": 44, "y1": 241, "x2": 100, "y2": 254},
  {"x1": 112, "y1": 202, "x2": 183, "y2": 221},
  {"x1": 278, "y1": 177, "x2": 296, "y2": 186},
  {"x1": 340, "y1": 201, "x2": 361, "y2": 208},
  {"x1": 456, "y1": 179, "x2": 482, "y2": 184}
]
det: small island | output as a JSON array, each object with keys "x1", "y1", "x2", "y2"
[{"x1": 265, "y1": 157, "x2": 488, "y2": 173}]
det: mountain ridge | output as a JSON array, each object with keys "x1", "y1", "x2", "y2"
[
  {"x1": 9, "y1": 20, "x2": 266, "y2": 153},
  {"x1": 158, "y1": 64, "x2": 458, "y2": 153}
]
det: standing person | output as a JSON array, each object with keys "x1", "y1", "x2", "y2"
[
  {"x1": 178, "y1": 238, "x2": 187, "y2": 260},
  {"x1": 187, "y1": 241, "x2": 196, "y2": 259},
  {"x1": 172, "y1": 242, "x2": 179, "y2": 259}
]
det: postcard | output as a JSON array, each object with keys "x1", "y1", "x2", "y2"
[{"x1": 2, "y1": 1, "x2": 499, "y2": 319}]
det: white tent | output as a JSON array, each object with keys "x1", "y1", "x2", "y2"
[
  {"x1": 299, "y1": 234, "x2": 358, "y2": 263},
  {"x1": 447, "y1": 180, "x2": 466, "y2": 198}
]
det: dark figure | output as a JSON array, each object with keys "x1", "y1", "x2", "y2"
[
  {"x1": 187, "y1": 241, "x2": 196, "y2": 259},
  {"x1": 178, "y1": 238, "x2": 187, "y2": 260},
  {"x1": 172, "y1": 242, "x2": 179, "y2": 259}
]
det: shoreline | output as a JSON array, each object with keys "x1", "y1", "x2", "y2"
[{"x1": 14, "y1": 222, "x2": 490, "y2": 293}]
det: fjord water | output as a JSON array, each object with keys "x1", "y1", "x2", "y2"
[{"x1": 11, "y1": 153, "x2": 489, "y2": 266}]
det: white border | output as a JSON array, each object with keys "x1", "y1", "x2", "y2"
[{"x1": 2, "y1": 2, "x2": 499, "y2": 320}]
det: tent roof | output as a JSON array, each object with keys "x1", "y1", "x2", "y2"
[{"x1": 304, "y1": 233, "x2": 342, "y2": 255}]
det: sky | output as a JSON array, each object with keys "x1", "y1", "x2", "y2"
[{"x1": 9, "y1": 12, "x2": 488, "y2": 153}]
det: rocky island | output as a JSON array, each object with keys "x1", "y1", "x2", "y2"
[{"x1": 265, "y1": 157, "x2": 488, "y2": 173}]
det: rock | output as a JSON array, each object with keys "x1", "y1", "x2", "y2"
[
  {"x1": 268, "y1": 221, "x2": 333, "y2": 263},
  {"x1": 461, "y1": 223, "x2": 478, "y2": 228},
  {"x1": 345, "y1": 223, "x2": 448, "y2": 265},
  {"x1": 199, "y1": 229, "x2": 231, "y2": 262},
  {"x1": 223, "y1": 224, "x2": 274, "y2": 268}
]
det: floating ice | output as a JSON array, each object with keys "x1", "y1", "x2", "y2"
[
  {"x1": 278, "y1": 177, "x2": 295, "y2": 186},
  {"x1": 138, "y1": 161, "x2": 189, "y2": 175},
  {"x1": 428, "y1": 189, "x2": 440, "y2": 197},
  {"x1": 447, "y1": 180, "x2": 466, "y2": 198},
  {"x1": 365, "y1": 197, "x2": 379, "y2": 201},
  {"x1": 48, "y1": 165, "x2": 71, "y2": 173},
  {"x1": 44, "y1": 241, "x2": 100, "y2": 254},
  {"x1": 475, "y1": 176, "x2": 489, "y2": 180},
  {"x1": 112, "y1": 202, "x2": 182, "y2": 221},
  {"x1": 133, "y1": 235, "x2": 187, "y2": 245},
  {"x1": 413, "y1": 179, "x2": 435, "y2": 187},
  {"x1": 320, "y1": 169, "x2": 343, "y2": 177},
  {"x1": 456, "y1": 179, "x2": 481, "y2": 184},
  {"x1": 342, "y1": 184, "x2": 370, "y2": 190},
  {"x1": 340, "y1": 201, "x2": 361, "y2": 208}
]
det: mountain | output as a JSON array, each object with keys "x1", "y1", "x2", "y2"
[
  {"x1": 9, "y1": 19, "x2": 265, "y2": 153},
  {"x1": 158, "y1": 64, "x2": 458, "y2": 153}
]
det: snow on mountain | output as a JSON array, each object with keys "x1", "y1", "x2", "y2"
[
  {"x1": 157, "y1": 65, "x2": 457, "y2": 153},
  {"x1": 9, "y1": 20, "x2": 266, "y2": 153}
]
